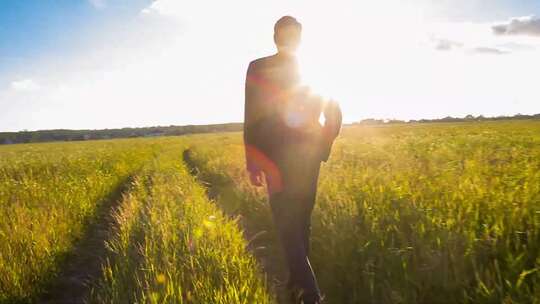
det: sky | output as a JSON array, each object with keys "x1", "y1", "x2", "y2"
[{"x1": 1, "y1": 0, "x2": 540, "y2": 132}]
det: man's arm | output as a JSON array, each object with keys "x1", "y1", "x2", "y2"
[
  {"x1": 320, "y1": 100, "x2": 342, "y2": 162},
  {"x1": 244, "y1": 62, "x2": 265, "y2": 187},
  {"x1": 244, "y1": 62, "x2": 258, "y2": 172}
]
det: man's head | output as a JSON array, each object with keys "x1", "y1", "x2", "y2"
[{"x1": 274, "y1": 16, "x2": 302, "y2": 55}]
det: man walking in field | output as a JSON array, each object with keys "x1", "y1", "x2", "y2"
[{"x1": 243, "y1": 16, "x2": 342, "y2": 304}]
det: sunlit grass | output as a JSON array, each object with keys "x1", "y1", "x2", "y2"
[
  {"x1": 89, "y1": 143, "x2": 272, "y2": 303},
  {"x1": 187, "y1": 120, "x2": 540, "y2": 304},
  {"x1": 0, "y1": 139, "x2": 160, "y2": 302},
  {"x1": 1, "y1": 121, "x2": 538, "y2": 303}
]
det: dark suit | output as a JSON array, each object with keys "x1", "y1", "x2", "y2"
[{"x1": 244, "y1": 53, "x2": 341, "y2": 301}]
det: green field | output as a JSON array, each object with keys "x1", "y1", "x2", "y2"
[{"x1": 1, "y1": 121, "x2": 539, "y2": 303}]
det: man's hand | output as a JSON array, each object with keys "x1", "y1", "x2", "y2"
[{"x1": 248, "y1": 169, "x2": 265, "y2": 187}]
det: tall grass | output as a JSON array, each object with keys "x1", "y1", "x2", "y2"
[
  {"x1": 89, "y1": 143, "x2": 272, "y2": 303},
  {"x1": 2, "y1": 121, "x2": 538, "y2": 303},
  {"x1": 187, "y1": 121, "x2": 540, "y2": 304},
  {"x1": 0, "y1": 139, "x2": 158, "y2": 303}
]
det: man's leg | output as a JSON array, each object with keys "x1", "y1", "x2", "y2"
[
  {"x1": 300, "y1": 161, "x2": 321, "y2": 257},
  {"x1": 269, "y1": 190, "x2": 321, "y2": 303},
  {"x1": 297, "y1": 162, "x2": 322, "y2": 303},
  {"x1": 300, "y1": 195, "x2": 314, "y2": 257}
]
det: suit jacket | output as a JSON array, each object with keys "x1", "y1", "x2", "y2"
[{"x1": 244, "y1": 53, "x2": 342, "y2": 174}]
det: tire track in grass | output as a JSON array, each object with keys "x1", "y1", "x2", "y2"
[
  {"x1": 89, "y1": 148, "x2": 272, "y2": 303},
  {"x1": 183, "y1": 148, "x2": 292, "y2": 304},
  {"x1": 37, "y1": 175, "x2": 136, "y2": 304}
]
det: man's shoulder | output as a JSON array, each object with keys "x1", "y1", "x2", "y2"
[{"x1": 248, "y1": 55, "x2": 277, "y2": 71}]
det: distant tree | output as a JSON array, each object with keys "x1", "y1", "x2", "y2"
[{"x1": 359, "y1": 118, "x2": 384, "y2": 125}]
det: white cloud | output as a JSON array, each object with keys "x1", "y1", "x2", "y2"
[
  {"x1": 88, "y1": 0, "x2": 106, "y2": 9},
  {"x1": 429, "y1": 19, "x2": 540, "y2": 55},
  {"x1": 140, "y1": 7, "x2": 153, "y2": 15},
  {"x1": 139, "y1": 0, "x2": 183, "y2": 17},
  {"x1": 10, "y1": 79, "x2": 41, "y2": 92},
  {"x1": 469, "y1": 47, "x2": 508, "y2": 55},
  {"x1": 493, "y1": 16, "x2": 540, "y2": 37},
  {"x1": 430, "y1": 37, "x2": 463, "y2": 51},
  {"x1": 140, "y1": 3, "x2": 162, "y2": 16}
]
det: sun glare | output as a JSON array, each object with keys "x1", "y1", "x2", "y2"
[{"x1": 296, "y1": 1, "x2": 428, "y2": 120}]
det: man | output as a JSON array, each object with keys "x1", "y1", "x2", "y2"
[{"x1": 244, "y1": 16, "x2": 342, "y2": 304}]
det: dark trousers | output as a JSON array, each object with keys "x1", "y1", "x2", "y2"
[{"x1": 268, "y1": 150, "x2": 321, "y2": 301}]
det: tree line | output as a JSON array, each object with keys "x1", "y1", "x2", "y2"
[
  {"x1": 1, "y1": 113, "x2": 539, "y2": 145},
  {"x1": 0, "y1": 123, "x2": 243, "y2": 144},
  {"x1": 355, "y1": 113, "x2": 540, "y2": 125}
]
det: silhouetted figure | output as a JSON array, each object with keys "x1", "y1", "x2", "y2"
[{"x1": 244, "y1": 16, "x2": 342, "y2": 304}]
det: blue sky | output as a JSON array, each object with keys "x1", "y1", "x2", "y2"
[
  {"x1": 0, "y1": 0, "x2": 150, "y2": 77},
  {"x1": 1, "y1": 0, "x2": 540, "y2": 132},
  {"x1": 428, "y1": 0, "x2": 540, "y2": 22}
]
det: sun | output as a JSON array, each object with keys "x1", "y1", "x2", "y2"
[{"x1": 292, "y1": 1, "x2": 433, "y2": 121}]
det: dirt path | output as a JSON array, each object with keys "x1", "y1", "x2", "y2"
[
  {"x1": 37, "y1": 176, "x2": 133, "y2": 304},
  {"x1": 183, "y1": 149, "x2": 292, "y2": 304}
]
